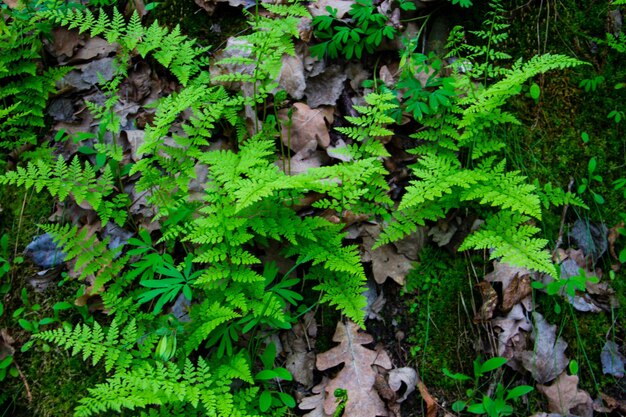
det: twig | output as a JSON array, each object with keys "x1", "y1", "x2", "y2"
[{"x1": 14, "y1": 361, "x2": 32, "y2": 403}]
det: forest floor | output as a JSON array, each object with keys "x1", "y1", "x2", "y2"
[{"x1": 0, "y1": 0, "x2": 625, "y2": 416}]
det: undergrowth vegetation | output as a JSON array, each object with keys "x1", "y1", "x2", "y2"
[{"x1": 0, "y1": 0, "x2": 624, "y2": 415}]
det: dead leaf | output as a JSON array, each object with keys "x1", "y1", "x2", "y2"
[
  {"x1": 374, "y1": 374, "x2": 400, "y2": 417},
  {"x1": 608, "y1": 221, "x2": 624, "y2": 261},
  {"x1": 1, "y1": 0, "x2": 20, "y2": 9},
  {"x1": 537, "y1": 372, "x2": 593, "y2": 417},
  {"x1": 282, "y1": 312, "x2": 317, "y2": 387},
  {"x1": 316, "y1": 321, "x2": 392, "y2": 417},
  {"x1": 569, "y1": 219, "x2": 608, "y2": 264},
  {"x1": 518, "y1": 312, "x2": 569, "y2": 384},
  {"x1": 492, "y1": 304, "x2": 532, "y2": 369},
  {"x1": 0, "y1": 329, "x2": 15, "y2": 360},
  {"x1": 278, "y1": 54, "x2": 306, "y2": 100},
  {"x1": 69, "y1": 37, "x2": 118, "y2": 63},
  {"x1": 388, "y1": 367, "x2": 417, "y2": 403},
  {"x1": 300, "y1": 377, "x2": 331, "y2": 417},
  {"x1": 474, "y1": 281, "x2": 499, "y2": 324},
  {"x1": 49, "y1": 27, "x2": 83, "y2": 59},
  {"x1": 417, "y1": 380, "x2": 438, "y2": 417},
  {"x1": 360, "y1": 224, "x2": 413, "y2": 286},
  {"x1": 308, "y1": 0, "x2": 353, "y2": 19},
  {"x1": 278, "y1": 103, "x2": 333, "y2": 153},
  {"x1": 601, "y1": 340, "x2": 625, "y2": 378},
  {"x1": 501, "y1": 273, "x2": 532, "y2": 312},
  {"x1": 305, "y1": 64, "x2": 347, "y2": 108}
]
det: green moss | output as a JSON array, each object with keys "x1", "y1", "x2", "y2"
[{"x1": 402, "y1": 247, "x2": 475, "y2": 394}]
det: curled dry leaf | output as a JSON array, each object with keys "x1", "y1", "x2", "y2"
[
  {"x1": 501, "y1": 273, "x2": 532, "y2": 312},
  {"x1": 388, "y1": 367, "x2": 417, "y2": 403},
  {"x1": 492, "y1": 304, "x2": 531, "y2": 369},
  {"x1": 282, "y1": 312, "x2": 318, "y2": 387},
  {"x1": 518, "y1": 312, "x2": 569, "y2": 384},
  {"x1": 537, "y1": 372, "x2": 593, "y2": 417},
  {"x1": 315, "y1": 321, "x2": 392, "y2": 417},
  {"x1": 474, "y1": 281, "x2": 498, "y2": 324}
]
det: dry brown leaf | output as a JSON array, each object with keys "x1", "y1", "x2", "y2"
[
  {"x1": 417, "y1": 380, "x2": 438, "y2": 417},
  {"x1": 537, "y1": 372, "x2": 593, "y2": 417},
  {"x1": 608, "y1": 221, "x2": 624, "y2": 261},
  {"x1": 69, "y1": 37, "x2": 117, "y2": 63},
  {"x1": 282, "y1": 312, "x2": 317, "y2": 387},
  {"x1": 474, "y1": 281, "x2": 498, "y2": 324},
  {"x1": 316, "y1": 321, "x2": 392, "y2": 417},
  {"x1": 49, "y1": 27, "x2": 83, "y2": 59},
  {"x1": 278, "y1": 54, "x2": 306, "y2": 100},
  {"x1": 388, "y1": 367, "x2": 417, "y2": 403},
  {"x1": 305, "y1": 64, "x2": 347, "y2": 108},
  {"x1": 278, "y1": 103, "x2": 333, "y2": 153},
  {"x1": 300, "y1": 377, "x2": 331, "y2": 417},
  {"x1": 492, "y1": 304, "x2": 531, "y2": 369},
  {"x1": 360, "y1": 224, "x2": 413, "y2": 286},
  {"x1": 501, "y1": 273, "x2": 532, "y2": 312},
  {"x1": 485, "y1": 261, "x2": 535, "y2": 291},
  {"x1": 308, "y1": 0, "x2": 353, "y2": 19},
  {"x1": 518, "y1": 312, "x2": 569, "y2": 384}
]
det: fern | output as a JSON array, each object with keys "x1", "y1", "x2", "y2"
[
  {"x1": 0, "y1": 10, "x2": 69, "y2": 152},
  {"x1": 381, "y1": 2, "x2": 585, "y2": 276},
  {"x1": 39, "y1": 8, "x2": 208, "y2": 86},
  {"x1": 73, "y1": 356, "x2": 255, "y2": 417},
  {"x1": 0, "y1": 156, "x2": 128, "y2": 225},
  {"x1": 33, "y1": 318, "x2": 142, "y2": 372}
]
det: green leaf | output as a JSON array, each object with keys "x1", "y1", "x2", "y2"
[
  {"x1": 255, "y1": 369, "x2": 278, "y2": 380},
  {"x1": 277, "y1": 392, "x2": 296, "y2": 407},
  {"x1": 479, "y1": 357, "x2": 507, "y2": 374},
  {"x1": 0, "y1": 356, "x2": 13, "y2": 370},
  {"x1": 443, "y1": 367, "x2": 472, "y2": 381},
  {"x1": 569, "y1": 359, "x2": 579, "y2": 375},
  {"x1": 18, "y1": 319, "x2": 34, "y2": 332},
  {"x1": 529, "y1": 83, "x2": 540, "y2": 100},
  {"x1": 273, "y1": 367, "x2": 293, "y2": 381},
  {"x1": 259, "y1": 390, "x2": 272, "y2": 412},
  {"x1": 467, "y1": 402, "x2": 486, "y2": 414},
  {"x1": 53, "y1": 301, "x2": 73, "y2": 311},
  {"x1": 581, "y1": 132, "x2": 589, "y2": 143},
  {"x1": 452, "y1": 400, "x2": 467, "y2": 412},
  {"x1": 505, "y1": 385, "x2": 533, "y2": 400}
]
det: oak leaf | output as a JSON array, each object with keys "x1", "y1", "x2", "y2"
[{"x1": 315, "y1": 321, "x2": 392, "y2": 416}]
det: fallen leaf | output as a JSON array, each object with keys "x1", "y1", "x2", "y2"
[
  {"x1": 308, "y1": 0, "x2": 353, "y2": 19},
  {"x1": 305, "y1": 64, "x2": 347, "y2": 108},
  {"x1": 537, "y1": 372, "x2": 593, "y2": 417},
  {"x1": 282, "y1": 312, "x2": 318, "y2": 387},
  {"x1": 374, "y1": 374, "x2": 400, "y2": 417},
  {"x1": 316, "y1": 321, "x2": 392, "y2": 417},
  {"x1": 278, "y1": 102, "x2": 333, "y2": 153},
  {"x1": 474, "y1": 281, "x2": 499, "y2": 324},
  {"x1": 278, "y1": 54, "x2": 306, "y2": 100},
  {"x1": 492, "y1": 304, "x2": 532, "y2": 369},
  {"x1": 518, "y1": 312, "x2": 569, "y2": 384},
  {"x1": 49, "y1": 27, "x2": 83, "y2": 59},
  {"x1": 417, "y1": 379, "x2": 438, "y2": 417},
  {"x1": 300, "y1": 377, "x2": 331, "y2": 417},
  {"x1": 608, "y1": 221, "x2": 624, "y2": 261},
  {"x1": 501, "y1": 273, "x2": 532, "y2": 312},
  {"x1": 361, "y1": 224, "x2": 413, "y2": 286},
  {"x1": 601, "y1": 340, "x2": 625, "y2": 378},
  {"x1": 388, "y1": 367, "x2": 417, "y2": 403},
  {"x1": 69, "y1": 37, "x2": 118, "y2": 63},
  {"x1": 569, "y1": 219, "x2": 608, "y2": 264}
]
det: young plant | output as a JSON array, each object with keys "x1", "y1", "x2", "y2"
[
  {"x1": 310, "y1": 0, "x2": 397, "y2": 59},
  {"x1": 444, "y1": 357, "x2": 533, "y2": 417}
]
